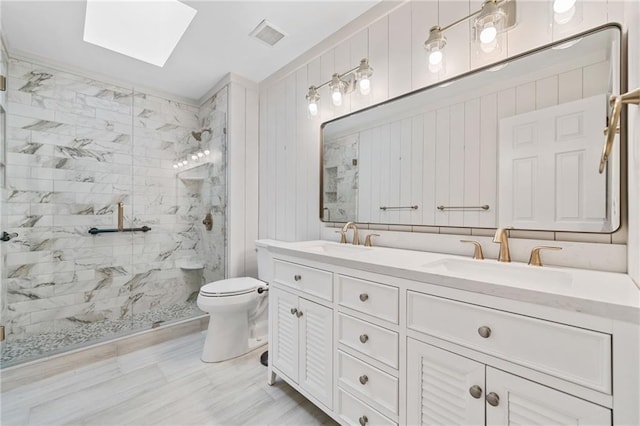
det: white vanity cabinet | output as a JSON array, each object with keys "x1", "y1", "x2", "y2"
[
  {"x1": 335, "y1": 275, "x2": 400, "y2": 425},
  {"x1": 407, "y1": 338, "x2": 611, "y2": 426},
  {"x1": 265, "y1": 243, "x2": 639, "y2": 426},
  {"x1": 269, "y1": 260, "x2": 334, "y2": 410}
]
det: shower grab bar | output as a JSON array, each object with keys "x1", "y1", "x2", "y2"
[{"x1": 88, "y1": 226, "x2": 151, "y2": 235}]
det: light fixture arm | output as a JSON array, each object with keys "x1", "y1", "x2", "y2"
[
  {"x1": 439, "y1": 0, "x2": 513, "y2": 33},
  {"x1": 312, "y1": 64, "x2": 362, "y2": 91}
]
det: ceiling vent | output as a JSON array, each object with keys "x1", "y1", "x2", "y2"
[{"x1": 250, "y1": 19, "x2": 286, "y2": 47}]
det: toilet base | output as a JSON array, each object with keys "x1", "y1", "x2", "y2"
[{"x1": 201, "y1": 312, "x2": 267, "y2": 363}]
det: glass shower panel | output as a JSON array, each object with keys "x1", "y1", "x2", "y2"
[
  {"x1": 0, "y1": 59, "x2": 135, "y2": 367},
  {"x1": 128, "y1": 89, "x2": 226, "y2": 331}
]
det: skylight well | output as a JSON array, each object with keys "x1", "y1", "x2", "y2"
[{"x1": 83, "y1": 0, "x2": 197, "y2": 67}]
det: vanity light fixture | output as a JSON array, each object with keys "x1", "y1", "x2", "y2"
[
  {"x1": 305, "y1": 58, "x2": 373, "y2": 116},
  {"x1": 424, "y1": 0, "x2": 516, "y2": 73}
]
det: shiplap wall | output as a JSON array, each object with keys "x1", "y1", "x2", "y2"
[
  {"x1": 258, "y1": 0, "x2": 626, "y2": 243},
  {"x1": 626, "y1": 0, "x2": 640, "y2": 285}
]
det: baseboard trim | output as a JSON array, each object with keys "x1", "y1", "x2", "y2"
[{"x1": 0, "y1": 315, "x2": 209, "y2": 392}]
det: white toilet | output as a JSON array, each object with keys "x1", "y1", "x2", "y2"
[{"x1": 196, "y1": 242, "x2": 272, "y2": 363}]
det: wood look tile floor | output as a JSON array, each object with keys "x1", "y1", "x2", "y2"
[{"x1": 0, "y1": 332, "x2": 338, "y2": 426}]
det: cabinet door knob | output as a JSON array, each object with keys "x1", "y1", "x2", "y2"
[
  {"x1": 294, "y1": 274, "x2": 302, "y2": 281},
  {"x1": 478, "y1": 326, "x2": 492, "y2": 338},
  {"x1": 359, "y1": 415, "x2": 368, "y2": 426},
  {"x1": 296, "y1": 310, "x2": 303, "y2": 318},
  {"x1": 290, "y1": 308, "x2": 298, "y2": 315},
  {"x1": 486, "y1": 392, "x2": 500, "y2": 407},
  {"x1": 359, "y1": 334, "x2": 369, "y2": 343},
  {"x1": 359, "y1": 375, "x2": 369, "y2": 385},
  {"x1": 359, "y1": 293, "x2": 369, "y2": 302},
  {"x1": 469, "y1": 385, "x2": 483, "y2": 399}
]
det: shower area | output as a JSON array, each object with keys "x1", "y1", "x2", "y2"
[{"x1": 0, "y1": 53, "x2": 228, "y2": 367}]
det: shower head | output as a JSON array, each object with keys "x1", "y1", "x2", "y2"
[{"x1": 191, "y1": 128, "x2": 212, "y2": 141}]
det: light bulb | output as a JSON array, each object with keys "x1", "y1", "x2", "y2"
[
  {"x1": 553, "y1": 0, "x2": 576, "y2": 24},
  {"x1": 191, "y1": 155, "x2": 198, "y2": 160},
  {"x1": 204, "y1": 150, "x2": 210, "y2": 155},
  {"x1": 359, "y1": 78, "x2": 371, "y2": 96},
  {"x1": 480, "y1": 25, "x2": 497, "y2": 45},
  {"x1": 182, "y1": 160, "x2": 188, "y2": 165},
  {"x1": 553, "y1": 0, "x2": 576, "y2": 14},
  {"x1": 332, "y1": 89, "x2": 342, "y2": 107},
  {"x1": 308, "y1": 101, "x2": 318, "y2": 116},
  {"x1": 429, "y1": 50, "x2": 443, "y2": 66},
  {"x1": 197, "y1": 152, "x2": 204, "y2": 158},
  {"x1": 173, "y1": 164, "x2": 178, "y2": 169}
]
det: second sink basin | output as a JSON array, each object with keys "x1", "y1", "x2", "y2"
[{"x1": 421, "y1": 258, "x2": 573, "y2": 288}]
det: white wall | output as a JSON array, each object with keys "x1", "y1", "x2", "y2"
[
  {"x1": 625, "y1": 0, "x2": 640, "y2": 285},
  {"x1": 226, "y1": 76, "x2": 260, "y2": 278},
  {"x1": 258, "y1": 0, "x2": 631, "y2": 270}
]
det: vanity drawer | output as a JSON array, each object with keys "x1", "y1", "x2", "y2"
[
  {"x1": 338, "y1": 351, "x2": 398, "y2": 416},
  {"x1": 273, "y1": 260, "x2": 333, "y2": 301},
  {"x1": 337, "y1": 275, "x2": 398, "y2": 324},
  {"x1": 338, "y1": 313, "x2": 399, "y2": 369},
  {"x1": 407, "y1": 291, "x2": 612, "y2": 393},
  {"x1": 338, "y1": 389, "x2": 397, "y2": 426}
]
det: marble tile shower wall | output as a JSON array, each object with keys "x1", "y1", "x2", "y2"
[{"x1": 3, "y1": 57, "x2": 227, "y2": 343}]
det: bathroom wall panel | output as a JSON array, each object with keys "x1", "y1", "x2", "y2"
[
  {"x1": 388, "y1": 3, "x2": 413, "y2": 99},
  {"x1": 368, "y1": 16, "x2": 389, "y2": 106}
]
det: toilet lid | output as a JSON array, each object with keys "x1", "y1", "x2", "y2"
[{"x1": 200, "y1": 277, "x2": 261, "y2": 297}]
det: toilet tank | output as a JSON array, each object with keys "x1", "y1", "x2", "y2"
[{"x1": 255, "y1": 240, "x2": 274, "y2": 283}]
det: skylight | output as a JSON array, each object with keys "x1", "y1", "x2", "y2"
[{"x1": 83, "y1": 0, "x2": 197, "y2": 67}]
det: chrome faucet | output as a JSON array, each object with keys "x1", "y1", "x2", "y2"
[
  {"x1": 341, "y1": 222, "x2": 360, "y2": 245},
  {"x1": 493, "y1": 227, "x2": 511, "y2": 262}
]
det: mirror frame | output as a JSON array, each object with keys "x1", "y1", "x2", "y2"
[{"x1": 319, "y1": 23, "x2": 624, "y2": 233}]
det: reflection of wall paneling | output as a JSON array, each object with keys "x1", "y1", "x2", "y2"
[{"x1": 349, "y1": 61, "x2": 608, "y2": 227}]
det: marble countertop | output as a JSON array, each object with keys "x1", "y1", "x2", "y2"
[{"x1": 258, "y1": 239, "x2": 640, "y2": 324}]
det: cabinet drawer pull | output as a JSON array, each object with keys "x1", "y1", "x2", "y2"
[
  {"x1": 486, "y1": 392, "x2": 500, "y2": 407},
  {"x1": 469, "y1": 385, "x2": 483, "y2": 399},
  {"x1": 478, "y1": 326, "x2": 492, "y2": 338},
  {"x1": 290, "y1": 308, "x2": 298, "y2": 315},
  {"x1": 359, "y1": 334, "x2": 369, "y2": 343},
  {"x1": 294, "y1": 274, "x2": 302, "y2": 281},
  {"x1": 296, "y1": 310, "x2": 303, "y2": 318},
  {"x1": 359, "y1": 375, "x2": 369, "y2": 385},
  {"x1": 359, "y1": 293, "x2": 369, "y2": 302},
  {"x1": 358, "y1": 415, "x2": 368, "y2": 426}
]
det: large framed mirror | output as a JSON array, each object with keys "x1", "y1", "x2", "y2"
[{"x1": 320, "y1": 24, "x2": 622, "y2": 233}]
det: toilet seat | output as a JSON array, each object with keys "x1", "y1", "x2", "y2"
[{"x1": 200, "y1": 277, "x2": 261, "y2": 298}]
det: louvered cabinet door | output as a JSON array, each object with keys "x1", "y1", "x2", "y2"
[
  {"x1": 486, "y1": 367, "x2": 611, "y2": 426},
  {"x1": 407, "y1": 339, "x2": 485, "y2": 426},
  {"x1": 271, "y1": 288, "x2": 299, "y2": 382},
  {"x1": 298, "y1": 298, "x2": 333, "y2": 410}
]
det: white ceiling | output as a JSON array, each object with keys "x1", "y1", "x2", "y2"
[{"x1": 1, "y1": 0, "x2": 380, "y2": 103}]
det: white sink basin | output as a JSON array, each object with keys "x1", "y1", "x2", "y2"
[
  {"x1": 422, "y1": 258, "x2": 573, "y2": 287},
  {"x1": 301, "y1": 242, "x2": 371, "y2": 256}
]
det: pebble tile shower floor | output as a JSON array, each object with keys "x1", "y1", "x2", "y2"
[{"x1": 1, "y1": 302, "x2": 203, "y2": 367}]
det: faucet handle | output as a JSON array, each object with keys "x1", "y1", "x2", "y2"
[
  {"x1": 460, "y1": 240, "x2": 484, "y2": 260},
  {"x1": 364, "y1": 234, "x2": 380, "y2": 247},
  {"x1": 528, "y1": 246, "x2": 562, "y2": 267},
  {"x1": 335, "y1": 230, "x2": 347, "y2": 244}
]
